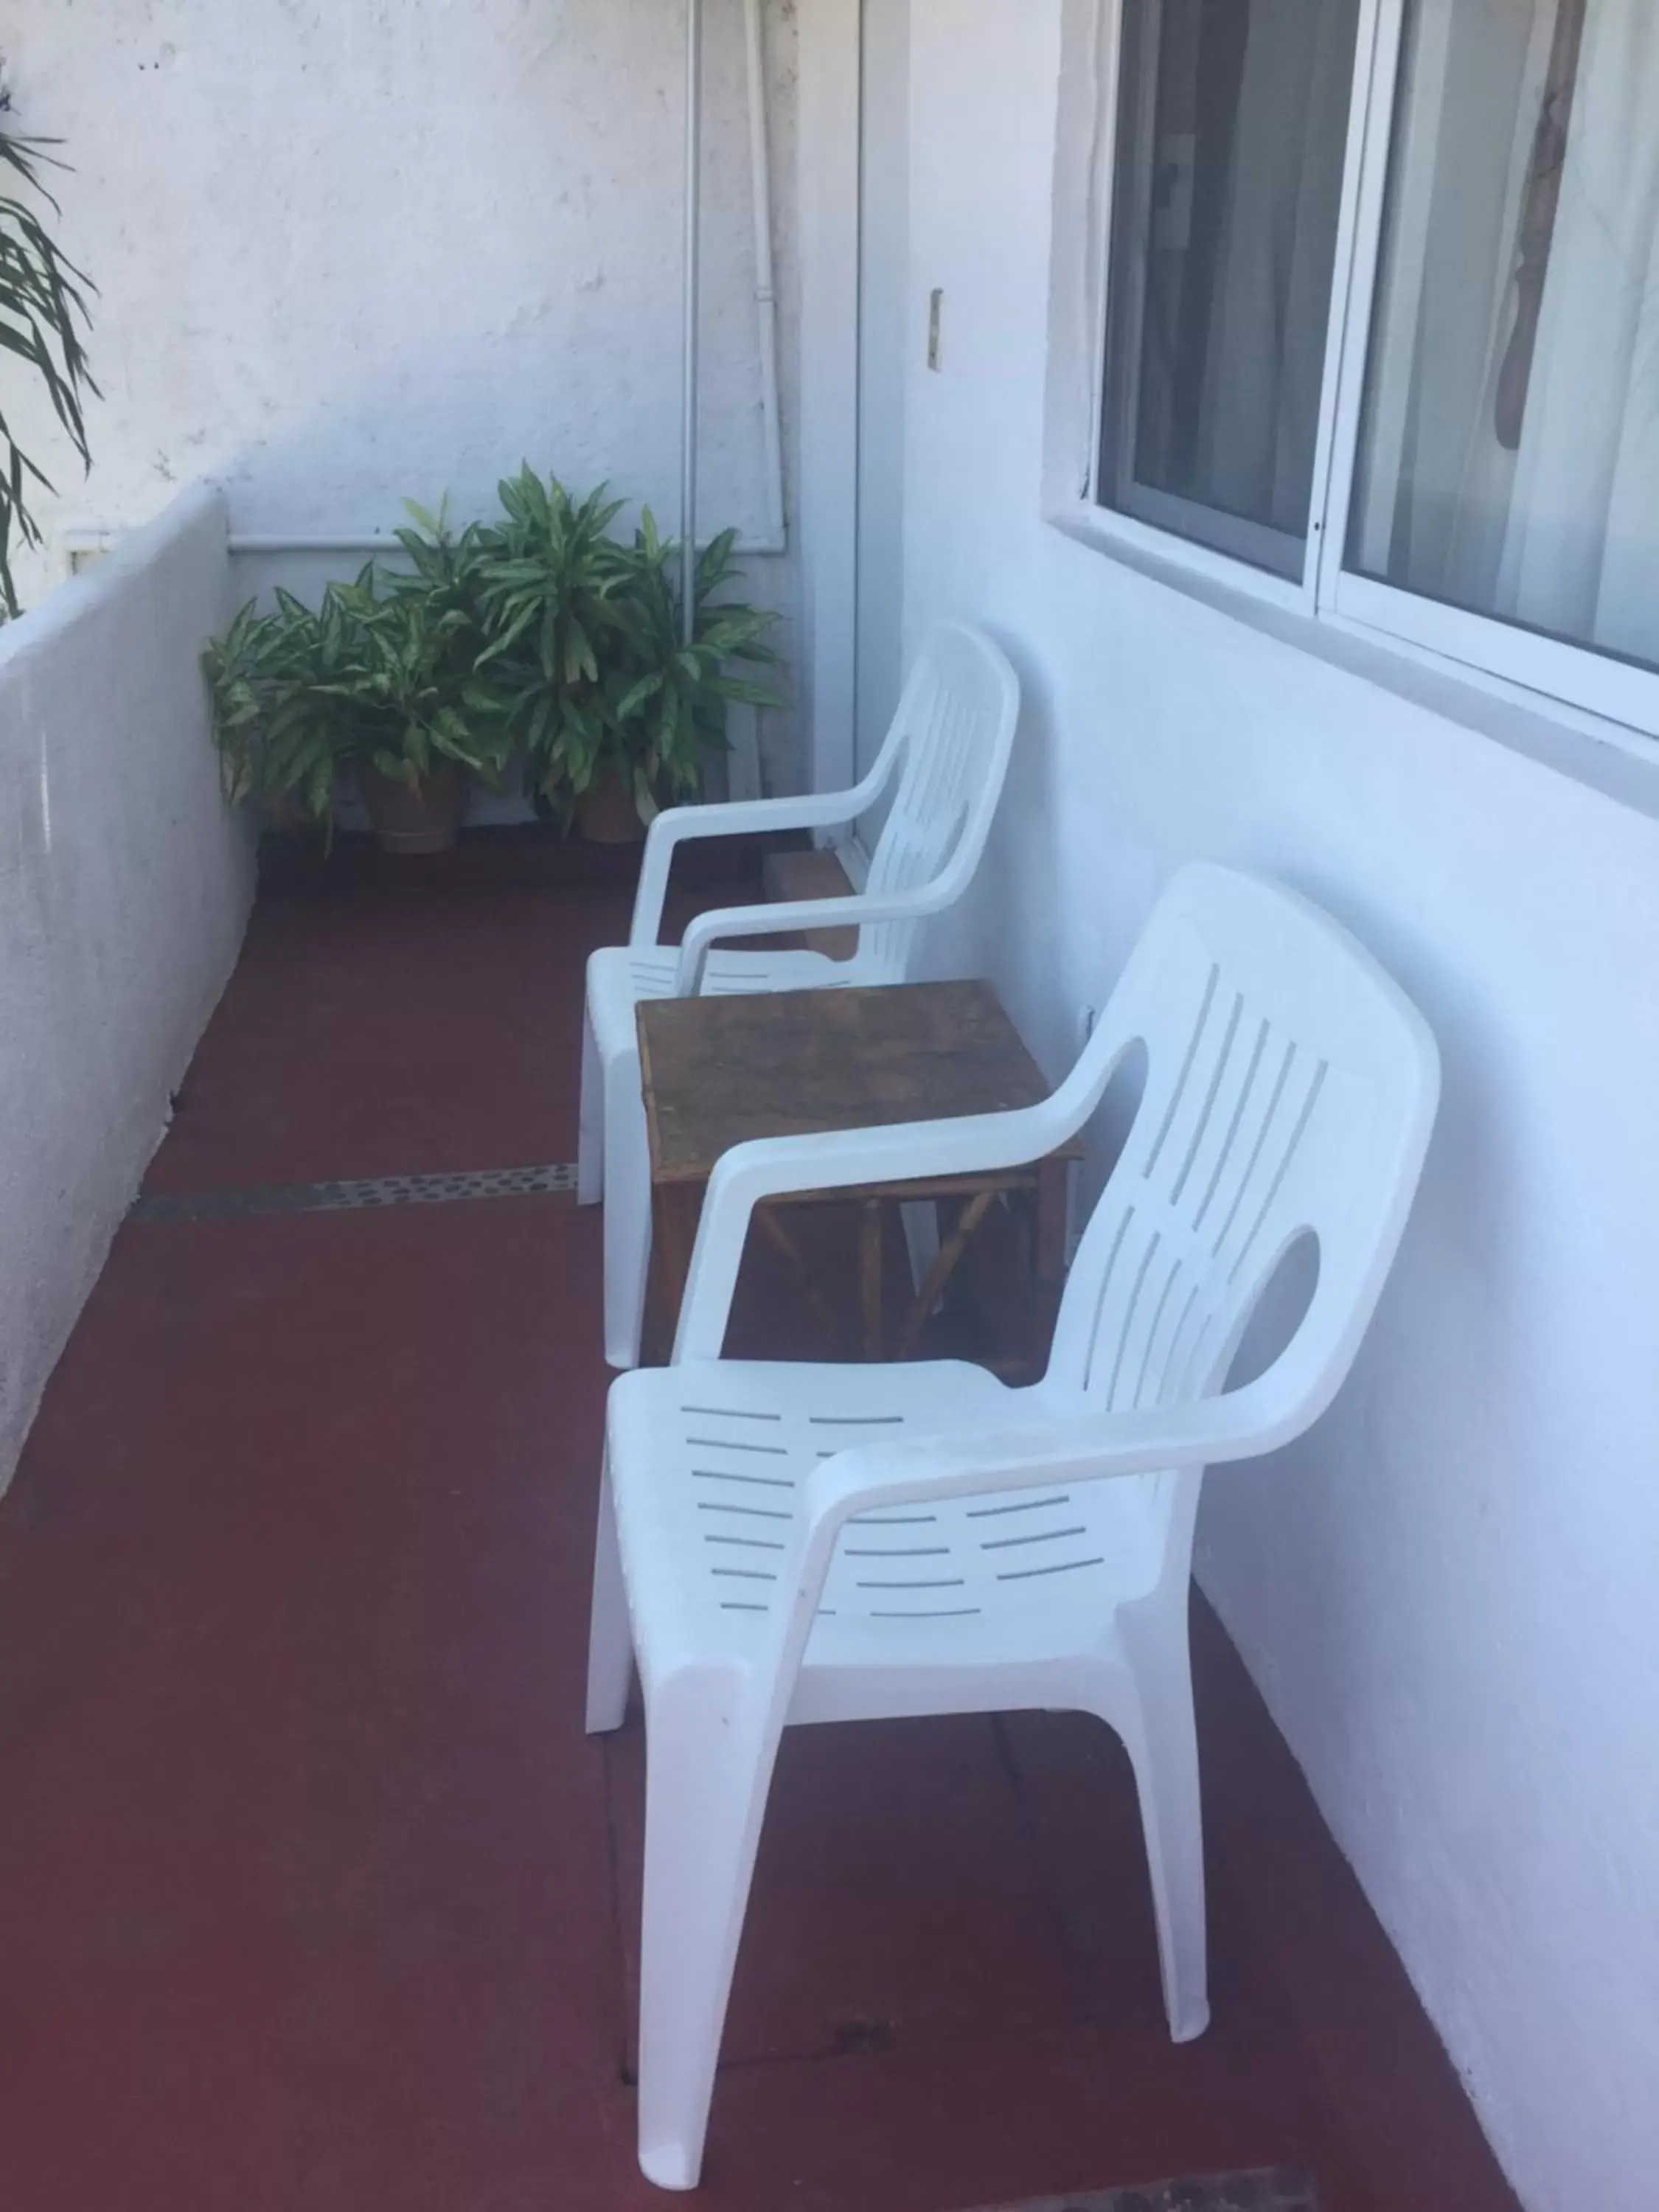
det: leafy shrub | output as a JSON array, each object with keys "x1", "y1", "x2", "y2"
[
  {"x1": 204, "y1": 470, "x2": 779, "y2": 837},
  {"x1": 1, "y1": 106, "x2": 97, "y2": 620}
]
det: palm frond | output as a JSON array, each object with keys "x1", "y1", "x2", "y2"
[{"x1": 0, "y1": 116, "x2": 97, "y2": 619}]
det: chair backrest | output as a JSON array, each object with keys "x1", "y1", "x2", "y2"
[
  {"x1": 857, "y1": 625, "x2": 1020, "y2": 980},
  {"x1": 1048, "y1": 863, "x2": 1439, "y2": 1582}
]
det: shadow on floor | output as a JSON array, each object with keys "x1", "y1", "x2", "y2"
[{"x1": 0, "y1": 838, "x2": 1519, "y2": 2212}]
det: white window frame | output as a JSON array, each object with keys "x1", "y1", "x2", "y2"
[{"x1": 1059, "y1": 0, "x2": 1659, "y2": 745}]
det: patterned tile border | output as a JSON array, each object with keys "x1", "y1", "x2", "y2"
[
  {"x1": 970, "y1": 2171, "x2": 1318, "y2": 2212},
  {"x1": 129, "y1": 1163, "x2": 580, "y2": 1225}
]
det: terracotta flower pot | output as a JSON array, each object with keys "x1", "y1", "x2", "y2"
[
  {"x1": 577, "y1": 763, "x2": 647, "y2": 845},
  {"x1": 356, "y1": 762, "x2": 468, "y2": 855}
]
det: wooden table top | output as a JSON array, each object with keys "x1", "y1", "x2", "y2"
[{"x1": 638, "y1": 979, "x2": 1080, "y2": 1186}]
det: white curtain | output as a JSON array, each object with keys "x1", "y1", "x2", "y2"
[
  {"x1": 1194, "y1": 0, "x2": 1360, "y2": 534},
  {"x1": 1355, "y1": 0, "x2": 1546, "y2": 592},
  {"x1": 1356, "y1": 0, "x2": 1659, "y2": 670},
  {"x1": 1494, "y1": 1, "x2": 1659, "y2": 662}
]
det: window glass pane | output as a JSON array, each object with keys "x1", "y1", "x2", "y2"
[
  {"x1": 1349, "y1": 0, "x2": 1659, "y2": 678},
  {"x1": 1099, "y1": 0, "x2": 1361, "y2": 579}
]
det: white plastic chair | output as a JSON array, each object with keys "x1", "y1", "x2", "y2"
[
  {"x1": 585, "y1": 863, "x2": 1439, "y2": 2190},
  {"x1": 577, "y1": 622, "x2": 1021, "y2": 1370}
]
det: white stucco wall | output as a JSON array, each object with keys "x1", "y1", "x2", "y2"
[
  {"x1": 0, "y1": 484, "x2": 254, "y2": 1490},
  {"x1": 4, "y1": 0, "x2": 804, "y2": 789},
  {"x1": 897, "y1": 9, "x2": 1659, "y2": 2211}
]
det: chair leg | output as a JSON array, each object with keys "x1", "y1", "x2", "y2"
[
  {"x1": 636, "y1": 1669, "x2": 777, "y2": 2190},
  {"x1": 603, "y1": 1042, "x2": 653, "y2": 1371},
  {"x1": 585, "y1": 1458, "x2": 633, "y2": 1736},
  {"x1": 577, "y1": 1001, "x2": 604, "y2": 1206},
  {"x1": 1116, "y1": 1613, "x2": 1210, "y2": 2043}
]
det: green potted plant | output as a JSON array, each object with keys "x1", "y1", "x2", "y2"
[
  {"x1": 203, "y1": 469, "x2": 782, "y2": 852},
  {"x1": 202, "y1": 544, "x2": 512, "y2": 852},
  {"x1": 201, "y1": 591, "x2": 342, "y2": 831},
  {"x1": 341, "y1": 509, "x2": 513, "y2": 849},
  {"x1": 475, "y1": 467, "x2": 779, "y2": 841},
  {"x1": 603, "y1": 510, "x2": 782, "y2": 836}
]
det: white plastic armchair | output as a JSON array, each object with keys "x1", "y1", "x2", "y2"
[
  {"x1": 585, "y1": 862, "x2": 1440, "y2": 2189},
  {"x1": 577, "y1": 622, "x2": 1021, "y2": 1369}
]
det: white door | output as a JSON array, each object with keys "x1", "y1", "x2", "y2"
[{"x1": 854, "y1": 0, "x2": 911, "y2": 785}]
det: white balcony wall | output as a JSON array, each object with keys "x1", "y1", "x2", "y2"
[
  {"x1": 895, "y1": 8, "x2": 1659, "y2": 2212},
  {"x1": 4, "y1": 0, "x2": 804, "y2": 792},
  {"x1": 0, "y1": 485, "x2": 254, "y2": 1489}
]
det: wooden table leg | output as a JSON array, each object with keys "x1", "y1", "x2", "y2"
[
  {"x1": 860, "y1": 1199, "x2": 885, "y2": 1360},
  {"x1": 1023, "y1": 1155, "x2": 1074, "y2": 1380},
  {"x1": 896, "y1": 1186, "x2": 998, "y2": 1360},
  {"x1": 647, "y1": 1179, "x2": 703, "y2": 1366},
  {"x1": 1034, "y1": 1155, "x2": 1071, "y2": 1284},
  {"x1": 756, "y1": 1204, "x2": 856, "y2": 1359}
]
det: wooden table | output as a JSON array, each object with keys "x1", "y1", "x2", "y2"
[{"x1": 637, "y1": 980, "x2": 1082, "y2": 1367}]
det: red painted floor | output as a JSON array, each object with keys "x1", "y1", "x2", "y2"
[{"x1": 0, "y1": 844, "x2": 1520, "y2": 2212}]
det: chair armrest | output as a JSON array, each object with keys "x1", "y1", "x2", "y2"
[
  {"x1": 673, "y1": 886, "x2": 943, "y2": 994},
  {"x1": 804, "y1": 1388, "x2": 1295, "y2": 1534},
  {"x1": 630, "y1": 786, "x2": 877, "y2": 949},
  {"x1": 671, "y1": 1102, "x2": 1066, "y2": 1361},
  {"x1": 742, "y1": 1381, "x2": 1311, "y2": 1706}
]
